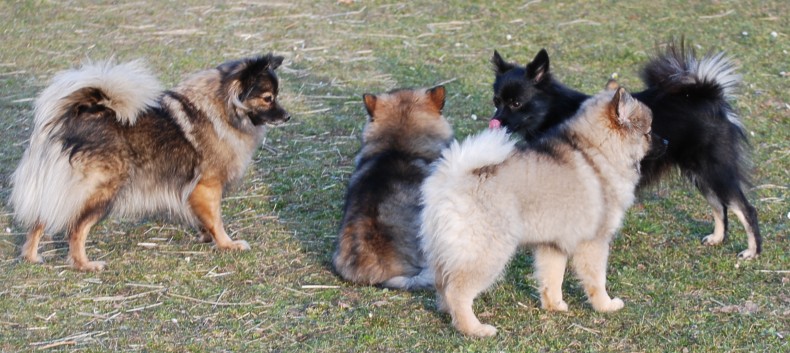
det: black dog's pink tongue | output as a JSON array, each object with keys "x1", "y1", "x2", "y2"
[{"x1": 489, "y1": 118, "x2": 502, "y2": 129}]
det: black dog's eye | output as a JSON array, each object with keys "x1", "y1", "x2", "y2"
[
  {"x1": 510, "y1": 101, "x2": 521, "y2": 109},
  {"x1": 493, "y1": 97, "x2": 501, "y2": 106}
]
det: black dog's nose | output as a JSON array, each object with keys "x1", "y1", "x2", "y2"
[{"x1": 650, "y1": 132, "x2": 668, "y2": 146}]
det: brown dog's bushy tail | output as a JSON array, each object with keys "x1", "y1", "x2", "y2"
[
  {"x1": 10, "y1": 60, "x2": 162, "y2": 234},
  {"x1": 34, "y1": 60, "x2": 163, "y2": 127}
]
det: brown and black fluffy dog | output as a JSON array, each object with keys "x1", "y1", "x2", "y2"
[
  {"x1": 332, "y1": 86, "x2": 453, "y2": 290},
  {"x1": 10, "y1": 54, "x2": 289, "y2": 271}
]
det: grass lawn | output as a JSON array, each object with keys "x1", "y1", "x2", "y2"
[{"x1": 0, "y1": 1, "x2": 787, "y2": 351}]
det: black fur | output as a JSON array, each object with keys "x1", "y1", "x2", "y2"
[
  {"x1": 491, "y1": 49, "x2": 588, "y2": 140},
  {"x1": 490, "y1": 41, "x2": 761, "y2": 257},
  {"x1": 10, "y1": 53, "x2": 292, "y2": 271}
]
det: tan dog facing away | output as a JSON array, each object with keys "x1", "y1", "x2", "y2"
[
  {"x1": 10, "y1": 54, "x2": 289, "y2": 271},
  {"x1": 420, "y1": 87, "x2": 653, "y2": 337}
]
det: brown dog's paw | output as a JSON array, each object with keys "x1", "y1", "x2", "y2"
[
  {"x1": 72, "y1": 260, "x2": 107, "y2": 272},
  {"x1": 20, "y1": 253, "x2": 44, "y2": 264},
  {"x1": 216, "y1": 239, "x2": 250, "y2": 251},
  {"x1": 197, "y1": 231, "x2": 214, "y2": 243}
]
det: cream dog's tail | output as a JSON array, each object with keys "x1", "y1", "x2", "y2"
[{"x1": 430, "y1": 128, "x2": 516, "y2": 181}]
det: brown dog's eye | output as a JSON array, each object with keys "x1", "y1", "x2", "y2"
[{"x1": 262, "y1": 93, "x2": 274, "y2": 104}]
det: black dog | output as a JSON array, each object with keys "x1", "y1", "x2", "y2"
[{"x1": 490, "y1": 41, "x2": 761, "y2": 258}]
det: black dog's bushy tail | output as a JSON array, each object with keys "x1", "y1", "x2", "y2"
[
  {"x1": 639, "y1": 39, "x2": 752, "y2": 188},
  {"x1": 641, "y1": 39, "x2": 749, "y2": 184},
  {"x1": 641, "y1": 39, "x2": 744, "y2": 128}
]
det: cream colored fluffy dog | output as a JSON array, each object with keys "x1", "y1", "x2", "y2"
[{"x1": 420, "y1": 88, "x2": 653, "y2": 337}]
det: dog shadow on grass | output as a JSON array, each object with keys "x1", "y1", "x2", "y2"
[{"x1": 633, "y1": 189, "x2": 751, "y2": 254}]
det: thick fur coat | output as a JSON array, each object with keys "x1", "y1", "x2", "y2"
[
  {"x1": 421, "y1": 88, "x2": 653, "y2": 337},
  {"x1": 10, "y1": 54, "x2": 289, "y2": 271},
  {"x1": 333, "y1": 86, "x2": 453, "y2": 290},
  {"x1": 489, "y1": 41, "x2": 761, "y2": 258}
]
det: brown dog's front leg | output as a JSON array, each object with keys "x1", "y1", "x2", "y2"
[{"x1": 188, "y1": 179, "x2": 250, "y2": 251}]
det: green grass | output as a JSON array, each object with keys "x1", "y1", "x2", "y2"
[{"x1": 0, "y1": 0, "x2": 787, "y2": 351}]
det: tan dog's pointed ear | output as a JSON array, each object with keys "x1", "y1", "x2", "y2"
[
  {"x1": 605, "y1": 78, "x2": 620, "y2": 91},
  {"x1": 363, "y1": 94, "x2": 377, "y2": 120},
  {"x1": 610, "y1": 87, "x2": 635, "y2": 126},
  {"x1": 427, "y1": 85, "x2": 446, "y2": 113}
]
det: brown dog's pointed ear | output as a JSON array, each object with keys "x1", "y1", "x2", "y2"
[
  {"x1": 363, "y1": 94, "x2": 377, "y2": 120},
  {"x1": 427, "y1": 85, "x2": 446, "y2": 113},
  {"x1": 266, "y1": 54, "x2": 284, "y2": 70},
  {"x1": 526, "y1": 49, "x2": 550, "y2": 83},
  {"x1": 491, "y1": 50, "x2": 513, "y2": 75}
]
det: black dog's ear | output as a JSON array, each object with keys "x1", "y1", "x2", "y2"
[
  {"x1": 491, "y1": 50, "x2": 514, "y2": 75},
  {"x1": 362, "y1": 94, "x2": 377, "y2": 120},
  {"x1": 526, "y1": 49, "x2": 550, "y2": 83}
]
